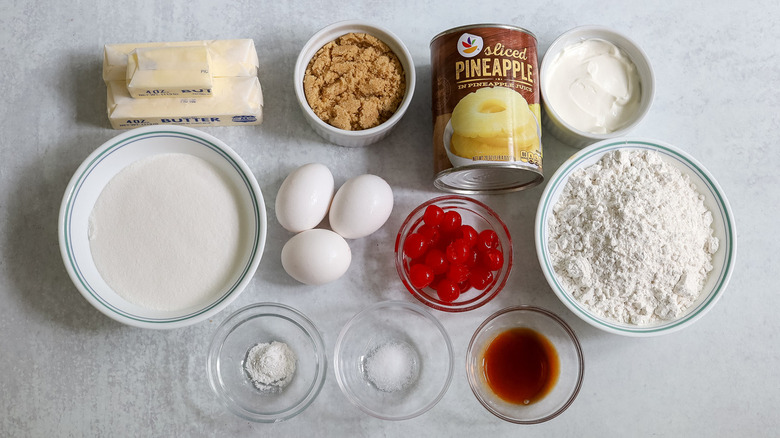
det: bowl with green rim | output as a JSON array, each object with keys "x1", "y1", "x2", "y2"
[
  {"x1": 534, "y1": 138, "x2": 736, "y2": 336},
  {"x1": 58, "y1": 125, "x2": 266, "y2": 329}
]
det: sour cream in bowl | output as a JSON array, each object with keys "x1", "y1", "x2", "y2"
[{"x1": 540, "y1": 26, "x2": 655, "y2": 148}]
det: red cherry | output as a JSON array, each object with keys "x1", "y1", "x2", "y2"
[
  {"x1": 464, "y1": 249, "x2": 479, "y2": 267},
  {"x1": 423, "y1": 204, "x2": 444, "y2": 226},
  {"x1": 476, "y1": 229, "x2": 499, "y2": 252},
  {"x1": 429, "y1": 273, "x2": 446, "y2": 291},
  {"x1": 479, "y1": 249, "x2": 504, "y2": 271},
  {"x1": 408, "y1": 264, "x2": 434, "y2": 289},
  {"x1": 470, "y1": 267, "x2": 494, "y2": 290},
  {"x1": 403, "y1": 233, "x2": 429, "y2": 259},
  {"x1": 446, "y1": 263, "x2": 470, "y2": 283},
  {"x1": 458, "y1": 225, "x2": 478, "y2": 247},
  {"x1": 440, "y1": 210, "x2": 462, "y2": 234},
  {"x1": 417, "y1": 223, "x2": 440, "y2": 246},
  {"x1": 458, "y1": 279, "x2": 472, "y2": 293},
  {"x1": 436, "y1": 279, "x2": 460, "y2": 302},
  {"x1": 445, "y1": 239, "x2": 470, "y2": 264},
  {"x1": 424, "y1": 249, "x2": 449, "y2": 275}
]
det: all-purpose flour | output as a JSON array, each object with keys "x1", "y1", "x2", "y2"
[
  {"x1": 548, "y1": 150, "x2": 719, "y2": 325},
  {"x1": 89, "y1": 153, "x2": 246, "y2": 311}
]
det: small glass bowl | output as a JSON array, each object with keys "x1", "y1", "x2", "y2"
[
  {"x1": 333, "y1": 301, "x2": 454, "y2": 420},
  {"x1": 466, "y1": 306, "x2": 584, "y2": 424},
  {"x1": 395, "y1": 195, "x2": 512, "y2": 312},
  {"x1": 207, "y1": 303, "x2": 327, "y2": 422}
]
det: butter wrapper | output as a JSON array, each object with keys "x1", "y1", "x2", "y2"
[
  {"x1": 103, "y1": 39, "x2": 259, "y2": 83},
  {"x1": 126, "y1": 46, "x2": 213, "y2": 98},
  {"x1": 107, "y1": 76, "x2": 263, "y2": 129}
]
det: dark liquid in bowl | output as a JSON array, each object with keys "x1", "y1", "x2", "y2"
[{"x1": 482, "y1": 327, "x2": 559, "y2": 404}]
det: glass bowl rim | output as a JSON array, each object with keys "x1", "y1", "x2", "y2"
[
  {"x1": 333, "y1": 300, "x2": 455, "y2": 420},
  {"x1": 394, "y1": 195, "x2": 513, "y2": 312},
  {"x1": 466, "y1": 305, "x2": 584, "y2": 424},
  {"x1": 206, "y1": 302, "x2": 328, "y2": 423}
]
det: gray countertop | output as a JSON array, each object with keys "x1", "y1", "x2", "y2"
[{"x1": 1, "y1": 0, "x2": 777, "y2": 436}]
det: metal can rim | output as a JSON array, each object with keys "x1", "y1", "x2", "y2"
[
  {"x1": 434, "y1": 165, "x2": 544, "y2": 194},
  {"x1": 430, "y1": 23, "x2": 538, "y2": 46}
]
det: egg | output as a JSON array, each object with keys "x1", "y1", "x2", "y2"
[
  {"x1": 329, "y1": 174, "x2": 394, "y2": 239},
  {"x1": 281, "y1": 229, "x2": 351, "y2": 285},
  {"x1": 275, "y1": 163, "x2": 334, "y2": 233}
]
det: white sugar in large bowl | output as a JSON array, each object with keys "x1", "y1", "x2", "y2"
[
  {"x1": 535, "y1": 139, "x2": 736, "y2": 336},
  {"x1": 58, "y1": 126, "x2": 266, "y2": 329}
]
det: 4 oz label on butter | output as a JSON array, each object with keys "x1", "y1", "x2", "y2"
[{"x1": 431, "y1": 24, "x2": 543, "y2": 194}]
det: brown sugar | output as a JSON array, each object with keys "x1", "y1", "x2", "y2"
[{"x1": 303, "y1": 33, "x2": 406, "y2": 131}]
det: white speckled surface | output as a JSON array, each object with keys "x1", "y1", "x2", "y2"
[{"x1": 1, "y1": 0, "x2": 778, "y2": 436}]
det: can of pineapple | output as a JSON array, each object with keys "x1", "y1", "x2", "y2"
[{"x1": 431, "y1": 24, "x2": 543, "y2": 194}]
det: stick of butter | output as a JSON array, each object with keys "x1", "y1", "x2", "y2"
[
  {"x1": 126, "y1": 46, "x2": 213, "y2": 98},
  {"x1": 103, "y1": 39, "x2": 258, "y2": 83},
  {"x1": 107, "y1": 76, "x2": 263, "y2": 129}
]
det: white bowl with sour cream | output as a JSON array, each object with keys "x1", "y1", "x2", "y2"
[{"x1": 540, "y1": 26, "x2": 655, "y2": 148}]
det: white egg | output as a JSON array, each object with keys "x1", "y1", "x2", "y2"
[
  {"x1": 329, "y1": 174, "x2": 394, "y2": 239},
  {"x1": 281, "y1": 229, "x2": 351, "y2": 285},
  {"x1": 275, "y1": 163, "x2": 334, "y2": 233}
]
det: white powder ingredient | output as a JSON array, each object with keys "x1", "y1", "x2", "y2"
[
  {"x1": 244, "y1": 341, "x2": 297, "y2": 390},
  {"x1": 548, "y1": 150, "x2": 719, "y2": 325},
  {"x1": 364, "y1": 341, "x2": 419, "y2": 392},
  {"x1": 88, "y1": 153, "x2": 246, "y2": 311}
]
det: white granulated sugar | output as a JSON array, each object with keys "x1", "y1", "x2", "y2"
[
  {"x1": 88, "y1": 153, "x2": 245, "y2": 312},
  {"x1": 364, "y1": 341, "x2": 419, "y2": 392},
  {"x1": 548, "y1": 150, "x2": 719, "y2": 325}
]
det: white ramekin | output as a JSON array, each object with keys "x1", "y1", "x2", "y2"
[
  {"x1": 540, "y1": 26, "x2": 655, "y2": 149},
  {"x1": 294, "y1": 20, "x2": 416, "y2": 147}
]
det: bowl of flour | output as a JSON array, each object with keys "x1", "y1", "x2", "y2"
[
  {"x1": 535, "y1": 139, "x2": 736, "y2": 336},
  {"x1": 59, "y1": 126, "x2": 266, "y2": 329}
]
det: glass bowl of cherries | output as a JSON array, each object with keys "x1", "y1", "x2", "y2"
[{"x1": 395, "y1": 196, "x2": 512, "y2": 312}]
